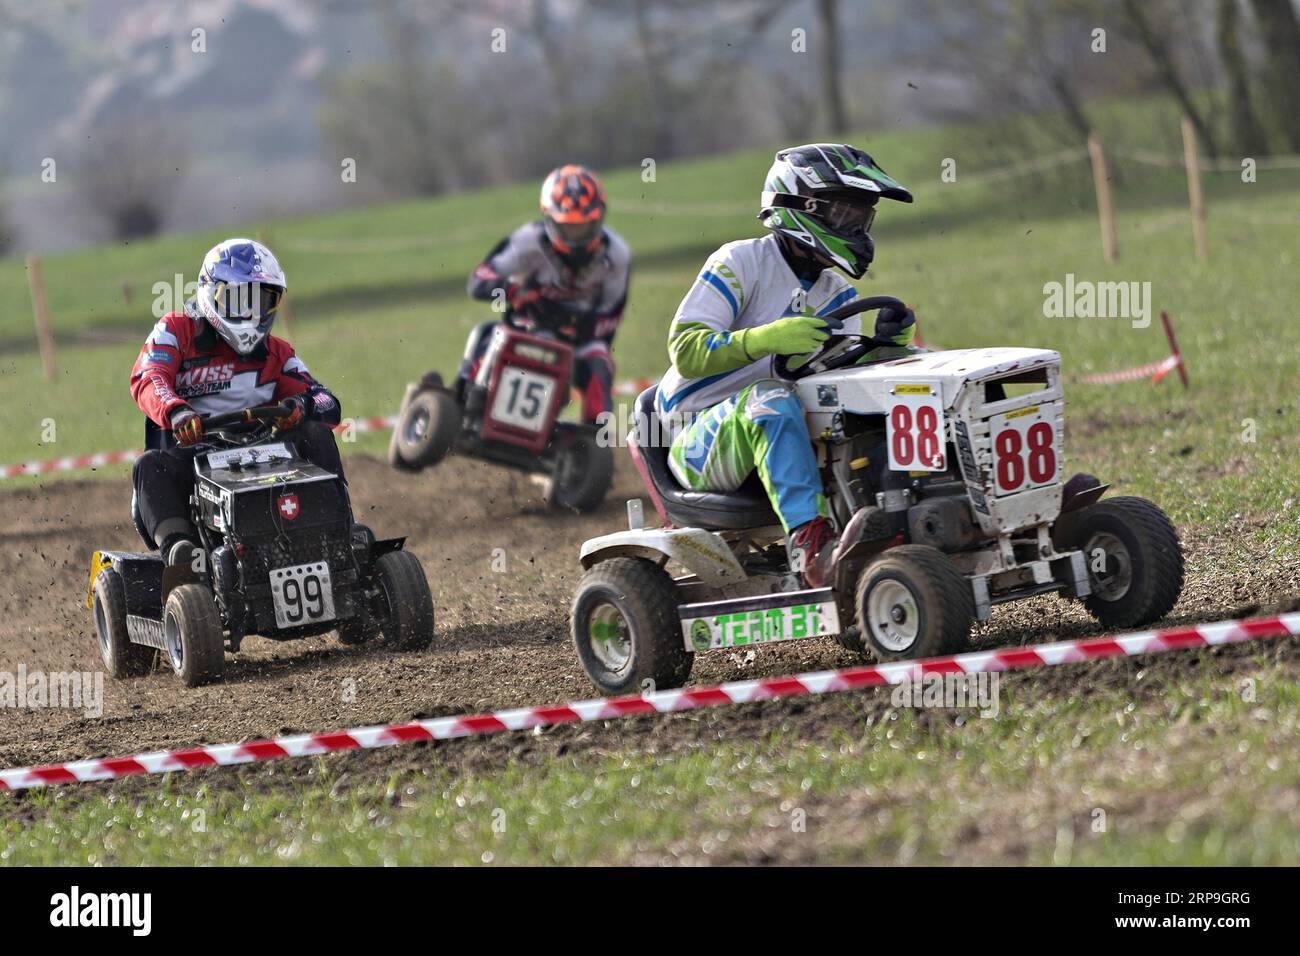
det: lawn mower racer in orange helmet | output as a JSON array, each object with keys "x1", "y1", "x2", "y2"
[{"x1": 540, "y1": 165, "x2": 607, "y2": 264}]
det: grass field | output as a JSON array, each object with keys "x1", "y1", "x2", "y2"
[
  {"x1": 6, "y1": 649, "x2": 1298, "y2": 866},
  {"x1": 2, "y1": 98, "x2": 1299, "y2": 865}
]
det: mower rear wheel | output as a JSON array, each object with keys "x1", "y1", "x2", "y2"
[
  {"x1": 93, "y1": 567, "x2": 155, "y2": 678},
  {"x1": 571, "y1": 557, "x2": 690, "y2": 695}
]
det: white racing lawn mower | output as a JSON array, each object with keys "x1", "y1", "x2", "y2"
[{"x1": 570, "y1": 296, "x2": 1185, "y2": 695}]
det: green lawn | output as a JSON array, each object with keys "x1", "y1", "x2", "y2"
[{"x1": 5, "y1": 648, "x2": 1296, "y2": 866}]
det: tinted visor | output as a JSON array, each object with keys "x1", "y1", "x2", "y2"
[
  {"x1": 550, "y1": 217, "x2": 602, "y2": 249},
  {"x1": 819, "y1": 194, "x2": 877, "y2": 234},
  {"x1": 214, "y1": 281, "x2": 283, "y2": 323}
]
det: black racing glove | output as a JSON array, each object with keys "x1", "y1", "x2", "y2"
[
  {"x1": 874, "y1": 305, "x2": 917, "y2": 348},
  {"x1": 280, "y1": 393, "x2": 312, "y2": 430}
]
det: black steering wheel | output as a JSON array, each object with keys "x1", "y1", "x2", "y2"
[
  {"x1": 509, "y1": 296, "x2": 591, "y2": 344},
  {"x1": 773, "y1": 295, "x2": 908, "y2": 381},
  {"x1": 198, "y1": 402, "x2": 297, "y2": 447}
]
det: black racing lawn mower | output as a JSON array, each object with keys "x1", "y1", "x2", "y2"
[{"x1": 89, "y1": 403, "x2": 435, "y2": 687}]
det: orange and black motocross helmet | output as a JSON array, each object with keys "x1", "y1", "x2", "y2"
[{"x1": 540, "y1": 164, "x2": 607, "y2": 264}]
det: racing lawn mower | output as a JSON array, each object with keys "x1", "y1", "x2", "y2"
[
  {"x1": 570, "y1": 296, "x2": 1185, "y2": 695},
  {"x1": 89, "y1": 403, "x2": 435, "y2": 687},
  {"x1": 388, "y1": 300, "x2": 613, "y2": 513}
]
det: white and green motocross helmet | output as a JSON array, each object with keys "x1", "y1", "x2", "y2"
[{"x1": 759, "y1": 143, "x2": 913, "y2": 279}]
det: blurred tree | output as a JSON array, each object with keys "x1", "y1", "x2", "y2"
[
  {"x1": 1121, "y1": 0, "x2": 1220, "y2": 157},
  {"x1": 816, "y1": 0, "x2": 848, "y2": 133},
  {"x1": 1248, "y1": 0, "x2": 1300, "y2": 150},
  {"x1": 917, "y1": 0, "x2": 1115, "y2": 144},
  {"x1": 1217, "y1": 0, "x2": 1268, "y2": 155},
  {"x1": 76, "y1": 119, "x2": 189, "y2": 240},
  {"x1": 0, "y1": 192, "x2": 12, "y2": 255},
  {"x1": 319, "y1": 0, "x2": 483, "y2": 196}
]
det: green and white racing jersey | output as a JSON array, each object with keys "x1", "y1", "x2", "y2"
[{"x1": 655, "y1": 235, "x2": 864, "y2": 423}]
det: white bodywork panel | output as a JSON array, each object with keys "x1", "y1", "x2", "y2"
[
  {"x1": 579, "y1": 527, "x2": 750, "y2": 586},
  {"x1": 795, "y1": 347, "x2": 1065, "y2": 535}
]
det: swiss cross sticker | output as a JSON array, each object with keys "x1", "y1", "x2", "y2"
[{"x1": 278, "y1": 494, "x2": 300, "y2": 520}]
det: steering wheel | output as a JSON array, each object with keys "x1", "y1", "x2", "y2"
[
  {"x1": 773, "y1": 295, "x2": 908, "y2": 381},
  {"x1": 509, "y1": 295, "x2": 591, "y2": 343},
  {"x1": 198, "y1": 402, "x2": 297, "y2": 447}
]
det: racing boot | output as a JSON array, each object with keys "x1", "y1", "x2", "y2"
[
  {"x1": 791, "y1": 507, "x2": 896, "y2": 590},
  {"x1": 789, "y1": 516, "x2": 837, "y2": 589},
  {"x1": 165, "y1": 538, "x2": 200, "y2": 571}
]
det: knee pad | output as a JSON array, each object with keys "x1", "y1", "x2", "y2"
[{"x1": 744, "y1": 379, "x2": 800, "y2": 420}]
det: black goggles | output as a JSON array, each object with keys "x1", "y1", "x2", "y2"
[
  {"x1": 213, "y1": 282, "x2": 284, "y2": 322},
  {"x1": 818, "y1": 195, "x2": 877, "y2": 233},
  {"x1": 771, "y1": 192, "x2": 878, "y2": 233},
  {"x1": 550, "y1": 217, "x2": 603, "y2": 248}
]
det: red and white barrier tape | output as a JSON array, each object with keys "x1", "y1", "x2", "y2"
[
  {"x1": 0, "y1": 449, "x2": 141, "y2": 480},
  {"x1": 0, "y1": 417, "x2": 394, "y2": 481},
  {"x1": 3, "y1": 612, "x2": 1295, "y2": 792},
  {"x1": 0, "y1": 309, "x2": 1192, "y2": 482},
  {"x1": 612, "y1": 376, "x2": 657, "y2": 397},
  {"x1": 1078, "y1": 310, "x2": 1189, "y2": 388},
  {"x1": 1078, "y1": 353, "x2": 1181, "y2": 385},
  {"x1": 0, "y1": 382, "x2": 663, "y2": 481}
]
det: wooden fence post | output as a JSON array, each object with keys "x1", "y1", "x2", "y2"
[
  {"x1": 25, "y1": 255, "x2": 58, "y2": 381},
  {"x1": 1087, "y1": 132, "x2": 1119, "y2": 264},
  {"x1": 1181, "y1": 116, "x2": 1209, "y2": 264}
]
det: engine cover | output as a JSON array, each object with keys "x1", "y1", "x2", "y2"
[{"x1": 907, "y1": 496, "x2": 981, "y2": 551}]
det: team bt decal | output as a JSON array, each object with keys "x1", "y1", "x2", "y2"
[{"x1": 682, "y1": 600, "x2": 839, "y2": 651}]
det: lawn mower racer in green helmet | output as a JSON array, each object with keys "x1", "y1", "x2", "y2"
[
  {"x1": 654, "y1": 143, "x2": 916, "y2": 589},
  {"x1": 759, "y1": 142, "x2": 913, "y2": 280}
]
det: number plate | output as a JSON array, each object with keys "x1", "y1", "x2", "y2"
[
  {"x1": 269, "y1": 561, "x2": 336, "y2": 629},
  {"x1": 886, "y1": 382, "x2": 946, "y2": 472},
  {"x1": 206, "y1": 442, "x2": 293, "y2": 470},
  {"x1": 989, "y1": 406, "x2": 1059, "y2": 496},
  {"x1": 680, "y1": 597, "x2": 840, "y2": 651},
  {"x1": 490, "y1": 367, "x2": 555, "y2": 433}
]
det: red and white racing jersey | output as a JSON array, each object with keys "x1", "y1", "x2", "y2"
[
  {"x1": 468, "y1": 221, "x2": 631, "y2": 343},
  {"x1": 130, "y1": 308, "x2": 340, "y2": 448}
]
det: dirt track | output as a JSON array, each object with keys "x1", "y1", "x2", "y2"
[{"x1": 1, "y1": 453, "x2": 1297, "y2": 771}]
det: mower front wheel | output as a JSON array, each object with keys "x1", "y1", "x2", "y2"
[
  {"x1": 392, "y1": 384, "x2": 460, "y2": 471},
  {"x1": 163, "y1": 584, "x2": 225, "y2": 687},
  {"x1": 374, "y1": 550, "x2": 435, "y2": 650},
  {"x1": 549, "y1": 425, "x2": 614, "y2": 513},
  {"x1": 1072, "y1": 496, "x2": 1184, "y2": 628},
  {"x1": 853, "y1": 545, "x2": 974, "y2": 661}
]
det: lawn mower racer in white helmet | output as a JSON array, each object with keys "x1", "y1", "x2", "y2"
[
  {"x1": 194, "y1": 238, "x2": 287, "y2": 354},
  {"x1": 759, "y1": 143, "x2": 913, "y2": 279}
]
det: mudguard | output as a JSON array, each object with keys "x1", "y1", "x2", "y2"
[
  {"x1": 86, "y1": 550, "x2": 164, "y2": 617},
  {"x1": 578, "y1": 527, "x2": 749, "y2": 586}
]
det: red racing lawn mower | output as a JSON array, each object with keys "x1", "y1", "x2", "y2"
[{"x1": 389, "y1": 304, "x2": 614, "y2": 512}]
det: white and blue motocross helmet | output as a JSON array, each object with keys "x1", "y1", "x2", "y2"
[{"x1": 194, "y1": 238, "x2": 287, "y2": 354}]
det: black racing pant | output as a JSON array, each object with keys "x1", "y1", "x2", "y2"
[{"x1": 132, "y1": 420, "x2": 344, "y2": 549}]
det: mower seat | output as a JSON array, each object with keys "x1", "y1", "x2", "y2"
[{"x1": 632, "y1": 387, "x2": 780, "y2": 531}]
